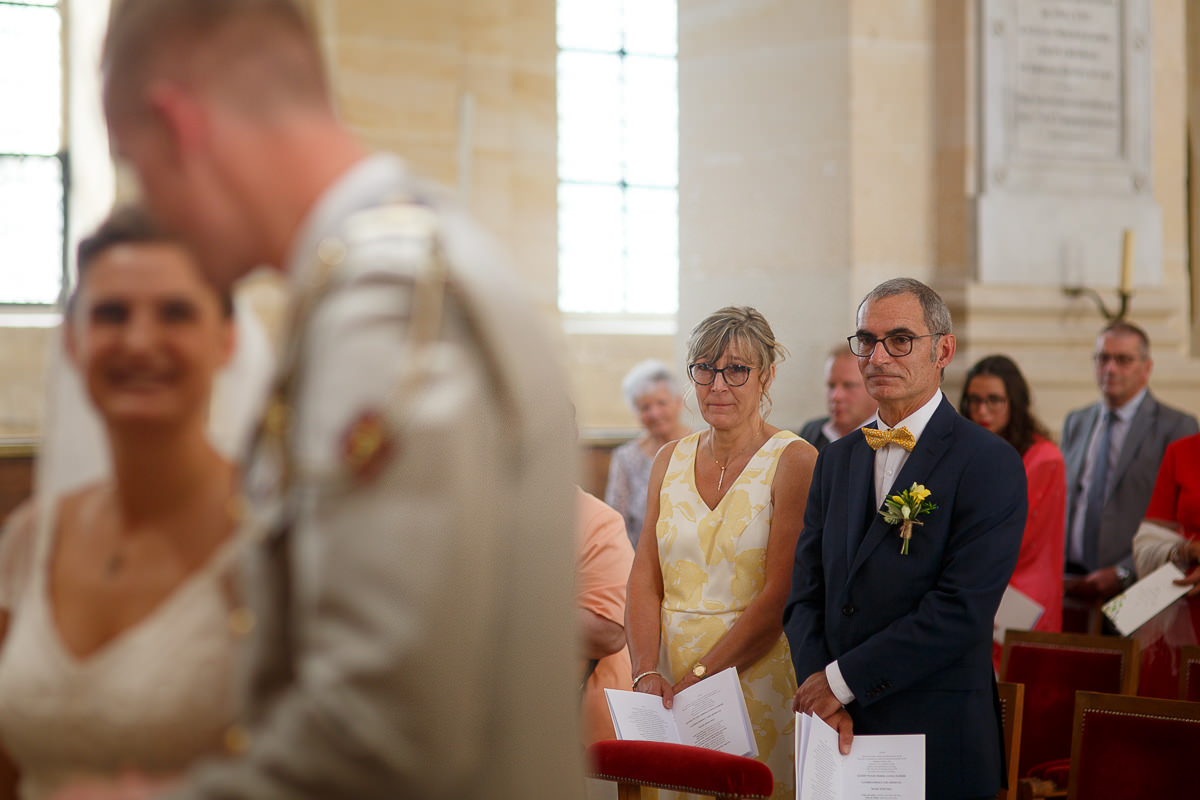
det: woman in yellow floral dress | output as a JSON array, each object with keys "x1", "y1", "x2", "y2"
[{"x1": 626, "y1": 307, "x2": 816, "y2": 800}]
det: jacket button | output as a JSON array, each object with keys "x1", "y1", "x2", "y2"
[{"x1": 842, "y1": 605, "x2": 857, "y2": 616}]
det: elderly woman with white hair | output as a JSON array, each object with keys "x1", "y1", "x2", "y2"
[{"x1": 605, "y1": 360, "x2": 691, "y2": 547}]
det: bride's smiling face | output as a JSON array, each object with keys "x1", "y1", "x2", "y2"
[{"x1": 66, "y1": 242, "x2": 234, "y2": 429}]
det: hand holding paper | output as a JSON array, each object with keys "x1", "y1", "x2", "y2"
[
  {"x1": 794, "y1": 713, "x2": 924, "y2": 800},
  {"x1": 605, "y1": 667, "x2": 758, "y2": 758},
  {"x1": 1102, "y1": 563, "x2": 1190, "y2": 635}
]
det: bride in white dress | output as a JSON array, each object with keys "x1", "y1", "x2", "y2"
[{"x1": 0, "y1": 208, "x2": 271, "y2": 800}]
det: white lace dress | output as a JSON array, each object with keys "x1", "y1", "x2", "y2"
[{"x1": 0, "y1": 503, "x2": 243, "y2": 800}]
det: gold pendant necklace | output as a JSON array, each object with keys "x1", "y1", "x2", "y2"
[{"x1": 709, "y1": 437, "x2": 729, "y2": 492}]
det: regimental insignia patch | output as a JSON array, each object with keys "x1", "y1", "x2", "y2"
[{"x1": 339, "y1": 409, "x2": 396, "y2": 484}]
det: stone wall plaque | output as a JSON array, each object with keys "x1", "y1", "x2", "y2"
[{"x1": 976, "y1": 0, "x2": 1160, "y2": 287}]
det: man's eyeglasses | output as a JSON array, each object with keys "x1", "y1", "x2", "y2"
[
  {"x1": 847, "y1": 333, "x2": 944, "y2": 358},
  {"x1": 688, "y1": 363, "x2": 753, "y2": 387},
  {"x1": 965, "y1": 394, "x2": 1008, "y2": 411},
  {"x1": 1094, "y1": 353, "x2": 1141, "y2": 367}
]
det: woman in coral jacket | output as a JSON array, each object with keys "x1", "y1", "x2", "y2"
[{"x1": 960, "y1": 355, "x2": 1066, "y2": 670}]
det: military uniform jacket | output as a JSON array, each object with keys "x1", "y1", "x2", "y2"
[{"x1": 166, "y1": 155, "x2": 584, "y2": 800}]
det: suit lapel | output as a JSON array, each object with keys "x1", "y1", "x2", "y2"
[
  {"x1": 1065, "y1": 404, "x2": 1100, "y2": 494},
  {"x1": 844, "y1": 426, "x2": 878, "y2": 564},
  {"x1": 848, "y1": 397, "x2": 956, "y2": 578},
  {"x1": 1111, "y1": 392, "x2": 1156, "y2": 491}
]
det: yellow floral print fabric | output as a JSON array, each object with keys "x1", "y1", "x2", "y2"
[{"x1": 653, "y1": 430, "x2": 798, "y2": 800}]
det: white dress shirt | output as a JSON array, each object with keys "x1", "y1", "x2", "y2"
[
  {"x1": 826, "y1": 390, "x2": 945, "y2": 706},
  {"x1": 821, "y1": 415, "x2": 877, "y2": 447}
]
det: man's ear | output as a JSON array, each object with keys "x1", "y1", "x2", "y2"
[
  {"x1": 936, "y1": 333, "x2": 957, "y2": 369},
  {"x1": 146, "y1": 79, "x2": 209, "y2": 158}
]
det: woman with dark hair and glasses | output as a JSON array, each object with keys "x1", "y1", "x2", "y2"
[
  {"x1": 959, "y1": 354, "x2": 1066, "y2": 668},
  {"x1": 625, "y1": 306, "x2": 816, "y2": 800}
]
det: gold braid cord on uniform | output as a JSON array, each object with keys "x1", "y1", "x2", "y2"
[{"x1": 861, "y1": 426, "x2": 916, "y2": 452}]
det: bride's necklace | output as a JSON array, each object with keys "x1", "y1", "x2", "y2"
[{"x1": 102, "y1": 474, "x2": 242, "y2": 579}]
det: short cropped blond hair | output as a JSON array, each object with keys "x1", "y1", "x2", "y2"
[{"x1": 103, "y1": 0, "x2": 326, "y2": 116}]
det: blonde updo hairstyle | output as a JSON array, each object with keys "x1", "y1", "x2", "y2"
[{"x1": 686, "y1": 306, "x2": 787, "y2": 417}]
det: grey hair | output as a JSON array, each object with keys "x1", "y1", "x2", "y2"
[
  {"x1": 859, "y1": 278, "x2": 953, "y2": 338},
  {"x1": 1099, "y1": 320, "x2": 1151, "y2": 358},
  {"x1": 621, "y1": 359, "x2": 682, "y2": 411}
]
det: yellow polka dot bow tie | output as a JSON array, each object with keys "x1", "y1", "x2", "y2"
[{"x1": 862, "y1": 426, "x2": 916, "y2": 452}]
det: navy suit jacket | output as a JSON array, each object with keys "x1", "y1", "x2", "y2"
[{"x1": 784, "y1": 396, "x2": 1026, "y2": 800}]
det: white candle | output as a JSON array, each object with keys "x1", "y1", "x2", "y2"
[{"x1": 1120, "y1": 229, "x2": 1135, "y2": 295}]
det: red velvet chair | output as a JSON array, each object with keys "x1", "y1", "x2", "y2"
[
  {"x1": 1181, "y1": 645, "x2": 1200, "y2": 702},
  {"x1": 586, "y1": 740, "x2": 774, "y2": 799},
  {"x1": 999, "y1": 631, "x2": 1139, "y2": 781},
  {"x1": 1066, "y1": 691, "x2": 1200, "y2": 800}
]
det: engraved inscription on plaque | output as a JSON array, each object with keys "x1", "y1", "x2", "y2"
[{"x1": 1012, "y1": 0, "x2": 1122, "y2": 160}]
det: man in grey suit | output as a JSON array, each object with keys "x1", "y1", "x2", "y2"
[
  {"x1": 1062, "y1": 321, "x2": 1198, "y2": 601},
  {"x1": 75, "y1": 1, "x2": 585, "y2": 799}
]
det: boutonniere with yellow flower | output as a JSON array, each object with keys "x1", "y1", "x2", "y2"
[{"x1": 880, "y1": 483, "x2": 937, "y2": 555}]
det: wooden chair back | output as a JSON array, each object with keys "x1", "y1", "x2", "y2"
[
  {"x1": 1180, "y1": 644, "x2": 1200, "y2": 702},
  {"x1": 1066, "y1": 691, "x2": 1200, "y2": 800},
  {"x1": 996, "y1": 681, "x2": 1024, "y2": 800},
  {"x1": 1000, "y1": 630, "x2": 1139, "y2": 778}
]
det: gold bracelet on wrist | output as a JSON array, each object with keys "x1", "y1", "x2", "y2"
[{"x1": 632, "y1": 670, "x2": 662, "y2": 689}]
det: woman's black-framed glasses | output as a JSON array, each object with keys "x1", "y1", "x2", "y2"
[
  {"x1": 964, "y1": 394, "x2": 1009, "y2": 411},
  {"x1": 688, "y1": 363, "x2": 753, "y2": 387},
  {"x1": 847, "y1": 333, "x2": 944, "y2": 358}
]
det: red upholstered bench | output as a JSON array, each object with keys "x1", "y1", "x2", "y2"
[{"x1": 586, "y1": 740, "x2": 774, "y2": 799}]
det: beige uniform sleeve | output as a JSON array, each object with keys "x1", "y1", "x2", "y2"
[{"x1": 167, "y1": 234, "x2": 582, "y2": 799}]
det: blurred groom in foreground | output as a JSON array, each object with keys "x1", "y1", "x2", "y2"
[{"x1": 61, "y1": 1, "x2": 584, "y2": 798}]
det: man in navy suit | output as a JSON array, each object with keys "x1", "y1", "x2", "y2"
[{"x1": 784, "y1": 278, "x2": 1026, "y2": 800}]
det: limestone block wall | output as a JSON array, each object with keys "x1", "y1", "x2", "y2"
[
  {"x1": 308, "y1": 0, "x2": 560, "y2": 315},
  {"x1": 677, "y1": 0, "x2": 856, "y2": 432}
]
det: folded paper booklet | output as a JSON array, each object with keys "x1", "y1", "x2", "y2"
[
  {"x1": 604, "y1": 667, "x2": 757, "y2": 757},
  {"x1": 993, "y1": 585, "x2": 1044, "y2": 644},
  {"x1": 1102, "y1": 562, "x2": 1189, "y2": 636},
  {"x1": 795, "y1": 712, "x2": 924, "y2": 800}
]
